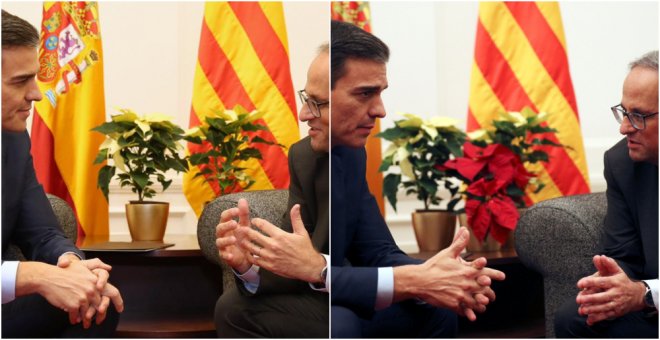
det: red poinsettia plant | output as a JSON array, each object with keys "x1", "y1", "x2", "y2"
[{"x1": 438, "y1": 107, "x2": 564, "y2": 245}]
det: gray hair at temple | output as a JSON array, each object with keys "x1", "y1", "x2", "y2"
[
  {"x1": 629, "y1": 50, "x2": 658, "y2": 71},
  {"x1": 2, "y1": 9, "x2": 39, "y2": 49},
  {"x1": 318, "y1": 42, "x2": 329, "y2": 54}
]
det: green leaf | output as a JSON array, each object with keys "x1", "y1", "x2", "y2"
[
  {"x1": 383, "y1": 173, "x2": 401, "y2": 211},
  {"x1": 132, "y1": 173, "x2": 149, "y2": 190},
  {"x1": 97, "y1": 165, "x2": 115, "y2": 201},
  {"x1": 93, "y1": 149, "x2": 108, "y2": 165}
]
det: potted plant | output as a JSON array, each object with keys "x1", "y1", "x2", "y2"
[
  {"x1": 93, "y1": 108, "x2": 188, "y2": 241},
  {"x1": 440, "y1": 107, "x2": 564, "y2": 250},
  {"x1": 378, "y1": 113, "x2": 467, "y2": 252},
  {"x1": 183, "y1": 105, "x2": 282, "y2": 200}
]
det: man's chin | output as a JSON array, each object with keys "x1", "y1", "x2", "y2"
[{"x1": 310, "y1": 138, "x2": 329, "y2": 153}]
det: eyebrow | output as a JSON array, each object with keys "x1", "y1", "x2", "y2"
[{"x1": 352, "y1": 84, "x2": 388, "y2": 93}]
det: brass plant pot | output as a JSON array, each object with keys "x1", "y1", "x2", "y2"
[
  {"x1": 411, "y1": 210, "x2": 457, "y2": 252},
  {"x1": 125, "y1": 201, "x2": 169, "y2": 241},
  {"x1": 458, "y1": 213, "x2": 516, "y2": 252}
]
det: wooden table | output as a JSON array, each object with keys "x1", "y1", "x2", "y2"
[
  {"x1": 80, "y1": 235, "x2": 222, "y2": 338},
  {"x1": 410, "y1": 248, "x2": 545, "y2": 338}
]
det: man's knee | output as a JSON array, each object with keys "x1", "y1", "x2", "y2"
[
  {"x1": 554, "y1": 297, "x2": 586, "y2": 338},
  {"x1": 331, "y1": 305, "x2": 362, "y2": 338}
]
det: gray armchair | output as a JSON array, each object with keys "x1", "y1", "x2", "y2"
[
  {"x1": 197, "y1": 189, "x2": 289, "y2": 292},
  {"x1": 515, "y1": 192, "x2": 607, "y2": 337},
  {"x1": 4, "y1": 194, "x2": 78, "y2": 261}
]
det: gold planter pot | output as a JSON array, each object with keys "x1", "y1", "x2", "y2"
[
  {"x1": 125, "y1": 201, "x2": 169, "y2": 241},
  {"x1": 411, "y1": 210, "x2": 457, "y2": 252},
  {"x1": 458, "y1": 212, "x2": 517, "y2": 252}
]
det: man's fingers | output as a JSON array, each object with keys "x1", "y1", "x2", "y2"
[
  {"x1": 96, "y1": 297, "x2": 109, "y2": 325},
  {"x1": 84, "y1": 258, "x2": 112, "y2": 271},
  {"x1": 289, "y1": 204, "x2": 308, "y2": 236},
  {"x1": 219, "y1": 207, "x2": 239, "y2": 224},
  {"x1": 83, "y1": 306, "x2": 96, "y2": 329},
  {"x1": 106, "y1": 284, "x2": 124, "y2": 313},
  {"x1": 577, "y1": 276, "x2": 613, "y2": 291},
  {"x1": 480, "y1": 267, "x2": 505, "y2": 281},
  {"x1": 69, "y1": 307, "x2": 81, "y2": 324},
  {"x1": 601, "y1": 256, "x2": 623, "y2": 275},
  {"x1": 216, "y1": 235, "x2": 237, "y2": 250},
  {"x1": 93, "y1": 269, "x2": 110, "y2": 291},
  {"x1": 464, "y1": 307, "x2": 477, "y2": 321},
  {"x1": 474, "y1": 293, "x2": 490, "y2": 306},
  {"x1": 576, "y1": 290, "x2": 612, "y2": 305},
  {"x1": 447, "y1": 227, "x2": 469, "y2": 258},
  {"x1": 476, "y1": 275, "x2": 491, "y2": 287},
  {"x1": 216, "y1": 220, "x2": 238, "y2": 238},
  {"x1": 237, "y1": 199, "x2": 251, "y2": 227},
  {"x1": 57, "y1": 256, "x2": 73, "y2": 268}
]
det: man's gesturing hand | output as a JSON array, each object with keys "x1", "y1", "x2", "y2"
[
  {"x1": 576, "y1": 255, "x2": 647, "y2": 325},
  {"x1": 215, "y1": 199, "x2": 252, "y2": 274},
  {"x1": 236, "y1": 204, "x2": 325, "y2": 283}
]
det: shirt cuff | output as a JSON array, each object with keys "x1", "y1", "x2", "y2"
[
  {"x1": 309, "y1": 254, "x2": 329, "y2": 293},
  {"x1": 375, "y1": 267, "x2": 394, "y2": 310},
  {"x1": 644, "y1": 279, "x2": 658, "y2": 310},
  {"x1": 2, "y1": 261, "x2": 19, "y2": 304},
  {"x1": 233, "y1": 265, "x2": 260, "y2": 294}
]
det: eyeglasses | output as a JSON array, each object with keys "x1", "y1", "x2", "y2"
[
  {"x1": 611, "y1": 104, "x2": 658, "y2": 130},
  {"x1": 297, "y1": 90, "x2": 328, "y2": 118}
]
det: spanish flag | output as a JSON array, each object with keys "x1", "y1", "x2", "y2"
[
  {"x1": 468, "y1": 2, "x2": 590, "y2": 204},
  {"x1": 331, "y1": 1, "x2": 386, "y2": 216},
  {"x1": 31, "y1": 2, "x2": 108, "y2": 238},
  {"x1": 184, "y1": 2, "x2": 300, "y2": 217}
]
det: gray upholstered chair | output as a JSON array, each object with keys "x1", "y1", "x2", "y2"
[
  {"x1": 515, "y1": 192, "x2": 607, "y2": 337},
  {"x1": 4, "y1": 194, "x2": 78, "y2": 261},
  {"x1": 197, "y1": 189, "x2": 289, "y2": 292}
]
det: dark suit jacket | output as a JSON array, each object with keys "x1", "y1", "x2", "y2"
[
  {"x1": 331, "y1": 146, "x2": 420, "y2": 316},
  {"x1": 237, "y1": 136, "x2": 329, "y2": 296},
  {"x1": 1, "y1": 131, "x2": 82, "y2": 264},
  {"x1": 601, "y1": 138, "x2": 658, "y2": 279}
]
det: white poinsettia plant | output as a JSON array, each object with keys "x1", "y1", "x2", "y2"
[
  {"x1": 92, "y1": 108, "x2": 188, "y2": 202},
  {"x1": 377, "y1": 112, "x2": 467, "y2": 211}
]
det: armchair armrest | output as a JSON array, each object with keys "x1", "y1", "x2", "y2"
[
  {"x1": 515, "y1": 192, "x2": 607, "y2": 337},
  {"x1": 197, "y1": 189, "x2": 289, "y2": 292}
]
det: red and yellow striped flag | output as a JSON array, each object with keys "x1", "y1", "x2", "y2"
[
  {"x1": 331, "y1": 1, "x2": 386, "y2": 216},
  {"x1": 31, "y1": 2, "x2": 108, "y2": 238},
  {"x1": 184, "y1": 2, "x2": 300, "y2": 217},
  {"x1": 468, "y1": 2, "x2": 590, "y2": 204}
]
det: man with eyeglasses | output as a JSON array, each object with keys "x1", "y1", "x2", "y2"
[
  {"x1": 213, "y1": 44, "x2": 329, "y2": 337},
  {"x1": 555, "y1": 50, "x2": 658, "y2": 338}
]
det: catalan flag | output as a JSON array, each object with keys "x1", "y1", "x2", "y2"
[
  {"x1": 331, "y1": 1, "x2": 386, "y2": 216},
  {"x1": 31, "y1": 2, "x2": 108, "y2": 238},
  {"x1": 184, "y1": 2, "x2": 300, "y2": 217},
  {"x1": 468, "y1": 2, "x2": 590, "y2": 204}
]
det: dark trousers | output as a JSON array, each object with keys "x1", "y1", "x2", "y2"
[
  {"x1": 214, "y1": 287, "x2": 329, "y2": 338},
  {"x1": 2, "y1": 293, "x2": 119, "y2": 338},
  {"x1": 554, "y1": 297, "x2": 658, "y2": 338},
  {"x1": 331, "y1": 300, "x2": 458, "y2": 338}
]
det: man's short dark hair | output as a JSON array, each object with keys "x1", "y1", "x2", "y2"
[
  {"x1": 330, "y1": 20, "x2": 389, "y2": 89},
  {"x1": 2, "y1": 9, "x2": 39, "y2": 49}
]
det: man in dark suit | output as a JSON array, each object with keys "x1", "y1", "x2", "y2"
[
  {"x1": 330, "y1": 20, "x2": 505, "y2": 338},
  {"x1": 554, "y1": 51, "x2": 658, "y2": 338},
  {"x1": 1, "y1": 9, "x2": 123, "y2": 337},
  {"x1": 213, "y1": 44, "x2": 329, "y2": 337}
]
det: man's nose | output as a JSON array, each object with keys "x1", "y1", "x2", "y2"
[
  {"x1": 26, "y1": 79, "x2": 43, "y2": 103},
  {"x1": 369, "y1": 96, "x2": 386, "y2": 118},
  {"x1": 619, "y1": 115, "x2": 637, "y2": 135},
  {"x1": 298, "y1": 103, "x2": 314, "y2": 122}
]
